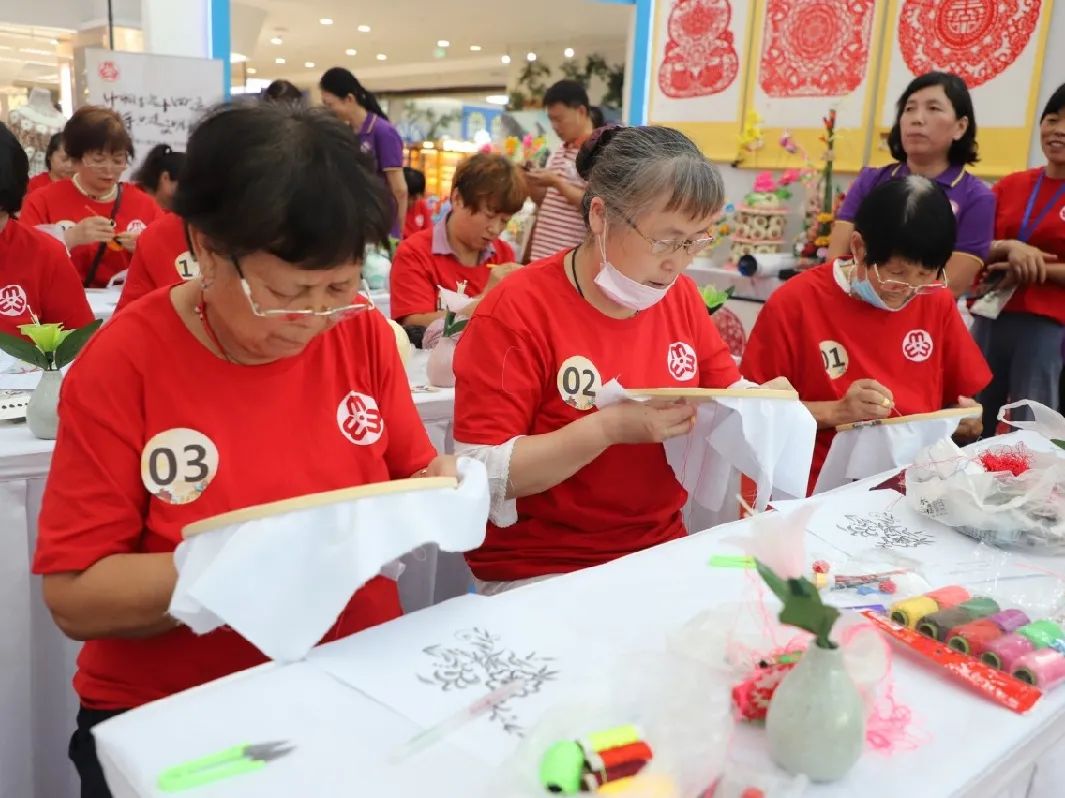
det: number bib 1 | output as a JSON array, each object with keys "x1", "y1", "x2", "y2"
[
  {"x1": 141, "y1": 427, "x2": 219, "y2": 505},
  {"x1": 174, "y1": 250, "x2": 200, "y2": 280},
  {"x1": 556, "y1": 355, "x2": 603, "y2": 412}
]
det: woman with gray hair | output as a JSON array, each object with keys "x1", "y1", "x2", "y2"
[{"x1": 452, "y1": 125, "x2": 741, "y2": 593}]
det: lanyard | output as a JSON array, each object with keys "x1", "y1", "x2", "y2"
[{"x1": 1018, "y1": 170, "x2": 1065, "y2": 243}]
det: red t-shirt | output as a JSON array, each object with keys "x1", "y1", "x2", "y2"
[
  {"x1": 741, "y1": 263, "x2": 992, "y2": 493},
  {"x1": 453, "y1": 251, "x2": 740, "y2": 580},
  {"x1": 33, "y1": 290, "x2": 436, "y2": 709},
  {"x1": 0, "y1": 218, "x2": 94, "y2": 338},
  {"x1": 389, "y1": 226, "x2": 516, "y2": 321},
  {"x1": 115, "y1": 213, "x2": 197, "y2": 313},
  {"x1": 991, "y1": 168, "x2": 1065, "y2": 324},
  {"x1": 20, "y1": 180, "x2": 160, "y2": 288},
  {"x1": 403, "y1": 199, "x2": 432, "y2": 239},
  {"x1": 24, "y1": 172, "x2": 54, "y2": 198}
]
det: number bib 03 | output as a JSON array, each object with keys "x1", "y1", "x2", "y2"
[
  {"x1": 141, "y1": 427, "x2": 219, "y2": 505},
  {"x1": 556, "y1": 355, "x2": 603, "y2": 412}
]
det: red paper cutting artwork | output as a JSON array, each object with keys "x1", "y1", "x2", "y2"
[
  {"x1": 759, "y1": 0, "x2": 875, "y2": 97},
  {"x1": 898, "y1": 0, "x2": 1042, "y2": 88},
  {"x1": 657, "y1": 0, "x2": 740, "y2": 98}
]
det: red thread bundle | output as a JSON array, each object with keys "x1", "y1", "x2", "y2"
[{"x1": 978, "y1": 447, "x2": 1033, "y2": 477}]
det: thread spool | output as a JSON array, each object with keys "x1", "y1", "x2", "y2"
[
  {"x1": 1018, "y1": 619, "x2": 1064, "y2": 648},
  {"x1": 925, "y1": 585, "x2": 970, "y2": 608},
  {"x1": 981, "y1": 633, "x2": 1036, "y2": 671},
  {"x1": 1013, "y1": 648, "x2": 1065, "y2": 690},
  {"x1": 947, "y1": 618, "x2": 1005, "y2": 655},
  {"x1": 748, "y1": 226, "x2": 767, "y2": 241},
  {"x1": 988, "y1": 609, "x2": 1030, "y2": 634},
  {"x1": 767, "y1": 217, "x2": 785, "y2": 234},
  {"x1": 918, "y1": 606, "x2": 976, "y2": 641},
  {"x1": 890, "y1": 595, "x2": 939, "y2": 629},
  {"x1": 750, "y1": 214, "x2": 771, "y2": 230}
]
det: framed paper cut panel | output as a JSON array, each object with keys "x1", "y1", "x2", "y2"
[
  {"x1": 743, "y1": 0, "x2": 890, "y2": 172},
  {"x1": 870, "y1": 0, "x2": 1056, "y2": 177},
  {"x1": 648, "y1": 0, "x2": 757, "y2": 162}
]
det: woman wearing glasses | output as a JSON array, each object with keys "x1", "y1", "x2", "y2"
[
  {"x1": 452, "y1": 125, "x2": 740, "y2": 593},
  {"x1": 742, "y1": 176, "x2": 991, "y2": 494},
  {"x1": 21, "y1": 107, "x2": 160, "y2": 287},
  {"x1": 33, "y1": 103, "x2": 454, "y2": 798}
]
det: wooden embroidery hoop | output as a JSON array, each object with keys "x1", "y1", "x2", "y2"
[
  {"x1": 625, "y1": 386, "x2": 800, "y2": 402},
  {"x1": 835, "y1": 405, "x2": 982, "y2": 432},
  {"x1": 182, "y1": 476, "x2": 458, "y2": 539}
]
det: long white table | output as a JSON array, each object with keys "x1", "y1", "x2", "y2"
[
  {"x1": 91, "y1": 431, "x2": 1065, "y2": 797},
  {"x1": 0, "y1": 345, "x2": 458, "y2": 798}
]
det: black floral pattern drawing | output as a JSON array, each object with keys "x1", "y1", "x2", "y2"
[
  {"x1": 416, "y1": 627, "x2": 559, "y2": 737},
  {"x1": 838, "y1": 512, "x2": 933, "y2": 550}
]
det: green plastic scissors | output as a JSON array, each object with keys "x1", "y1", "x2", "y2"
[{"x1": 157, "y1": 741, "x2": 293, "y2": 792}]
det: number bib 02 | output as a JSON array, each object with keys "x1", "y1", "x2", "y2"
[
  {"x1": 556, "y1": 355, "x2": 602, "y2": 412},
  {"x1": 141, "y1": 427, "x2": 219, "y2": 505}
]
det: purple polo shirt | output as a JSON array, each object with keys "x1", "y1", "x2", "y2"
[
  {"x1": 357, "y1": 112, "x2": 405, "y2": 238},
  {"x1": 837, "y1": 162, "x2": 996, "y2": 262}
]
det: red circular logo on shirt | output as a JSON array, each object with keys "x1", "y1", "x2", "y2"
[
  {"x1": 337, "y1": 391, "x2": 384, "y2": 445},
  {"x1": 0, "y1": 285, "x2": 28, "y2": 317},
  {"x1": 1059, "y1": 205, "x2": 1065, "y2": 223},
  {"x1": 902, "y1": 329, "x2": 934, "y2": 363},
  {"x1": 98, "y1": 60, "x2": 120, "y2": 81},
  {"x1": 667, "y1": 341, "x2": 698, "y2": 381}
]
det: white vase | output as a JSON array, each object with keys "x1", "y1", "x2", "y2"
[
  {"x1": 766, "y1": 640, "x2": 865, "y2": 782},
  {"x1": 27, "y1": 369, "x2": 62, "y2": 440},
  {"x1": 426, "y1": 336, "x2": 457, "y2": 388}
]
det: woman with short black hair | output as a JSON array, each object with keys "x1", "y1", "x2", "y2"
[
  {"x1": 24, "y1": 131, "x2": 74, "y2": 198},
  {"x1": 131, "y1": 143, "x2": 185, "y2": 210},
  {"x1": 33, "y1": 102, "x2": 454, "y2": 798},
  {"x1": 743, "y1": 176, "x2": 992, "y2": 493},
  {"x1": 826, "y1": 72, "x2": 995, "y2": 296}
]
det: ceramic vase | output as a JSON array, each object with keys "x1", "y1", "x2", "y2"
[
  {"x1": 27, "y1": 369, "x2": 62, "y2": 440},
  {"x1": 765, "y1": 640, "x2": 865, "y2": 782},
  {"x1": 426, "y1": 336, "x2": 457, "y2": 388}
]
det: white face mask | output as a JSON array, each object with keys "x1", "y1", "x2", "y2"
[{"x1": 592, "y1": 225, "x2": 671, "y2": 312}]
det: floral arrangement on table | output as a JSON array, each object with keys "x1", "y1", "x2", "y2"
[
  {"x1": 727, "y1": 170, "x2": 800, "y2": 264},
  {"x1": 0, "y1": 317, "x2": 102, "y2": 372},
  {"x1": 780, "y1": 109, "x2": 847, "y2": 265},
  {"x1": 499, "y1": 134, "x2": 550, "y2": 167},
  {"x1": 732, "y1": 111, "x2": 765, "y2": 167}
]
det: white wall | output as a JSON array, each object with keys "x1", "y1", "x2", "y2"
[{"x1": 1029, "y1": 3, "x2": 1065, "y2": 167}]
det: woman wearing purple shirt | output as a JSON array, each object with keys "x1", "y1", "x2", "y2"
[
  {"x1": 320, "y1": 67, "x2": 407, "y2": 239},
  {"x1": 827, "y1": 72, "x2": 995, "y2": 297}
]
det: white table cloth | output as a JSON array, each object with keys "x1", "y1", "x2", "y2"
[
  {"x1": 0, "y1": 347, "x2": 459, "y2": 798},
  {"x1": 91, "y1": 431, "x2": 1065, "y2": 798}
]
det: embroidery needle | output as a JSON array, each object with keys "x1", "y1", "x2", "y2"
[{"x1": 388, "y1": 678, "x2": 527, "y2": 763}]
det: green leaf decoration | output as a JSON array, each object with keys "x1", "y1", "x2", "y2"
[
  {"x1": 0, "y1": 331, "x2": 48, "y2": 370},
  {"x1": 1053, "y1": 439, "x2": 1065, "y2": 452},
  {"x1": 700, "y1": 284, "x2": 735, "y2": 315},
  {"x1": 442, "y1": 310, "x2": 468, "y2": 339},
  {"x1": 54, "y1": 319, "x2": 103, "y2": 370},
  {"x1": 755, "y1": 559, "x2": 840, "y2": 649}
]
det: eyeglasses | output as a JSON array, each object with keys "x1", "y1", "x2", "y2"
[
  {"x1": 611, "y1": 206, "x2": 715, "y2": 256},
  {"x1": 83, "y1": 155, "x2": 129, "y2": 172},
  {"x1": 231, "y1": 256, "x2": 375, "y2": 321},
  {"x1": 871, "y1": 263, "x2": 948, "y2": 297}
]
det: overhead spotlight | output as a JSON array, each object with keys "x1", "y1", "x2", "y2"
[
  {"x1": 376, "y1": 53, "x2": 387, "y2": 61},
  {"x1": 345, "y1": 48, "x2": 357, "y2": 56},
  {"x1": 501, "y1": 54, "x2": 511, "y2": 64},
  {"x1": 247, "y1": 67, "x2": 257, "y2": 74},
  {"x1": 357, "y1": 24, "x2": 371, "y2": 33},
  {"x1": 304, "y1": 61, "x2": 315, "y2": 68},
  {"x1": 270, "y1": 36, "x2": 282, "y2": 45},
  {"x1": 564, "y1": 47, "x2": 575, "y2": 58},
  {"x1": 437, "y1": 40, "x2": 450, "y2": 48},
  {"x1": 319, "y1": 18, "x2": 333, "y2": 25},
  {"x1": 526, "y1": 52, "x2": 537, "y2": 62},
  {"x1": 470, "y1": 45, "x2": 482, "y2": 52},
  {"x1": 275, "y1": 57, "x2": 286, "y2": 64}
]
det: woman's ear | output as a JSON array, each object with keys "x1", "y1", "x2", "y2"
[
  {"x1": 849, "y1": 230, "x2": 867, "y2": 264},
  {"x1": 188, "y1": 226, "x2": 218, "y2": 284},
  {"x1": 587, "y1": 196, "x2": 607, "y2": 237}
]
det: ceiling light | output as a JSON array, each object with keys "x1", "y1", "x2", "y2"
[
  {"x1": 564, "y1": 47, "x2": 575, "y2": 58},
  {"x1": 345, "y1": 48, "x2": 357, "y2": 56},
  {"x1": 470, "y1": 45, "x2": 482, "y2": 52},
  {"x1": 230, "y1": 52, "x2": 247, "y2": 63},
  {"x1": 485, "y1": 94, "x2": 508, "y2": 106},
  {"x1": 270, "y1": 36, "x2": 282, "y2": 45},
  {"x1": 275, "y1": 57, "x2": 286, "y2": 64},
  {"x1": 319, "y1": 18, "x2": 333, "y2": 25},
  {"x1": 437, "y1": 40, "x2": 450, "y2": 48},
  {"x1": 304, "y1": 61, "x2": 315, "y2": 68},
  {"x1": 247, "y1": 67, "x2": 257, "y2": 75},
  {"x1": 50, "y1": 38, "x2": 59, "y2": 45},
  {"x1": 19, "y1": 48, "x2": 53, "y2": 56},
  {"x1": 501, "y1": 54, "x2": 511, "y2": 64},
  {"x1": 376, "y1": 53, "x2": 387, "y2": 61},
  {"x1": 526, "y1": 52, "x2": 537, "y2": 62},
  {"x1": 357, "y1": 25, "x2": 371, "y2": 33}
]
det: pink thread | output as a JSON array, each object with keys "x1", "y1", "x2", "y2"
[{"x1": 865, "y1": 683, "x2": 928, "y2": 754}]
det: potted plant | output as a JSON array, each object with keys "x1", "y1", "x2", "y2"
[
  {"x1": 426, "y1": 310, "x2": 467, "y2": 388},
  {"x1": 0, "y1": 318, "x2": 102, "y2": 439}
]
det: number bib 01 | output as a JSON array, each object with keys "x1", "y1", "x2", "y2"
[
  {"x1": 556, "y1": 355, "x2": 603, "y2": 412},
  {"x1": 141, "y1": 427, "x2": 219, "y2": 505}
]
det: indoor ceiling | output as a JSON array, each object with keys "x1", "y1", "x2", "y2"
[
  {"x1": 232, "y1": 0, "x2": 631, "y2": 93},
  {"x1": 0, "y1": 23, "x2": 73, "y2": 89}
]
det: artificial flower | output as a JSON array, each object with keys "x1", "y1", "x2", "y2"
[
  {"x1": 724, "y1": 504, "x2": 817, "y2": 581},
  {"x1": 814, "y1": 235, "x2": 831, "y2": 247},
  {"x1": 816, "y1": 212, "x2": 834, "y2": 224},
  {"x1": 779, "y1": 130, "x2": 798, "y2": 154},
  {"x1": 17, "y1": 323, "x2": 72, "y2": 352},
  {"x1": 779, "y1": 168, "x2": 801, "y2": 185},
  {"x1": 752, "y1": 171, "x2": 777, "y2": 194}
]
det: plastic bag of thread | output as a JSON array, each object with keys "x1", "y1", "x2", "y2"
[
  {"x1": 484, "y1": 652, "x2": 733, "y2": 798},
  {"x1": 905, "y1": 438, "x2": 1065, "y2": 552}
]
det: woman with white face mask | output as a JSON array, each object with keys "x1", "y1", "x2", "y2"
[
  {"x1": 742, "y1": 175, "x2": 991, "y2": 495},
  {"x1": 452, "y1": 125, "x2": 741, "y2": 593}
]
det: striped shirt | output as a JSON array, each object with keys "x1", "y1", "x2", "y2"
[{"x1": 528, "y1": 143, "x2": 587, "y2": 261}]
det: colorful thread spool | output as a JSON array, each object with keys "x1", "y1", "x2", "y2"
[
  {"x1": 1018, "y1": 619, "x2": 1064, "y2": 648},
  {"x1": 1013, "y1": 648, "x2": 1065, "y2": 690},
  {"x1": 947, "y1": 618, "x2": 1005, "y2": 656},
  {"x1": 584, "y1": 725, "x2": 641, "y2": 753},
  {"x1": 924, "y1": 585, "x2": 970, "y2": 608},
  {"x1": 540, "y1": 741, "x2": 585, "y2": 794},
  {"x1": 987, "y1": 609, "x2": 1030, "y2": 634},
  {"x1": 918, "y1": 607, "x2": 975, "y2": 641},
  {"x1": 960, "y1": 597, "x2": 1000, "y2": 617},
  {"x1": 890, "y1": 595, "x2": 939, "y2": 629},
  {"x1": 982, "y1": 633, "x2": 1035, "y2": 671}
]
